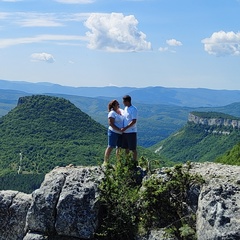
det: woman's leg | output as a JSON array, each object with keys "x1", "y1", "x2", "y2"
[{"x1": 104, "y1": 146, "x2": 113, "y2": 164}]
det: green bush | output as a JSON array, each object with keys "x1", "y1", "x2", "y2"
[
  {"x1": 139, "y1": 163, "x2": 203, "y2": 239},
  {"x1": 96, "y1": 154, "x2": 141, "y2": 240},
  {"x1": 96, "y1": 158, "x2": 204, "y2": 240}
]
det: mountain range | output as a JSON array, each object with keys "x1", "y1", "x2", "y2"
[
  {"x1": 2, "y1": 79, "x2": 240, "y2": 107},
  {"x1": 3, "y1": 80, "x2": 240, "y2": 148}
]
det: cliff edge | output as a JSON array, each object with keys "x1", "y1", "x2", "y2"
[{"x1": 0, "y1": 163, "x2": 239, "y2": 240}]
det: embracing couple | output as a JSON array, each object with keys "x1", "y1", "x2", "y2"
[{"x1": 103, "y1": 95, "x2": 138, "y2": 166}]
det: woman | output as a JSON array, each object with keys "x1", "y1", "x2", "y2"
[{"x1": 103, "y1": 99, "x2": 124, "y2": 165}]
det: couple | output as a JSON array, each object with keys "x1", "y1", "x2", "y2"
[{"x1": 103, "y1": 95, "x2": 137, "y2": 166}]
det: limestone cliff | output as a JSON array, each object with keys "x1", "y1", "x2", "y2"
[
  {"x1": 0, "y1": 163, "x2": 240, "y2": 240},
  {"x1": 188, "y1": 112, "x2": 240, "y2": 129}
]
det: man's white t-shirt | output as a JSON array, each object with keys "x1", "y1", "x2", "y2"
[
  {"x1": 123, "y1": 105, "x2": 137, "y2": 133},
  {"x1": 108, "y1": 109, "x2": 124, "y2": 134}
]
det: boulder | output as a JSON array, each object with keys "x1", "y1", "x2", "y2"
[
  {"x1": 25, "y1": 166, "x2": 104, "y2": 239},
  {"x1": 191, "y1": 162, "x2": 240, "y2": 240},
  {"x1": 0, "y1": 190, "x2": 32, "y2": 240}
]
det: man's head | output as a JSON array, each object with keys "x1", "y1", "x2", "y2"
[{"x1": 123, "y1": 95, "x2": 131, "y2": 107}]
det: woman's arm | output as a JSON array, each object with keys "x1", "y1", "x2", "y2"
[{"x1": 108, "y1": 117, "x2": 121, "y2": 131}]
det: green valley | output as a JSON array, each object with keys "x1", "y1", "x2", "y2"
[{"x1": 151, "y1": 112, "x2": 240, "y2": 164}]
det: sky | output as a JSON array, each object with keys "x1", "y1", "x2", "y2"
[{"x1": 0, "y1": 0, "x2": 240, "y2": 90}]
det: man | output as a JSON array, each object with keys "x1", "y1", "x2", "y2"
[{"x1": 121, "y1": 95, "x2": 138, "y2": 165}]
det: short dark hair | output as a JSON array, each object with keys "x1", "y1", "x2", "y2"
[{"x1": 123, "y1": 95, "x2": 131, "y2": 103}]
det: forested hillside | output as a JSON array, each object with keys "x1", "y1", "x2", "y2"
[
  {"x1": 0, "y1": 95, "x2": 107, "y2": 173},
  {"x1": 215, "y1": 143, "x2": 240, "y2": 166},
  {"x1": 0, "y1": 95, "x2": 160, "y2": 192},
  {"x1": 0, "y1": 95, "x2": 107, "y2": 192},
  {"x1": 151, "y1": 112, "x2": 240, "y2": 163}
]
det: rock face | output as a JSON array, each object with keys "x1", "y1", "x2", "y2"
[
  {"x1": 188, "y1": 112, "x2": 240, "y2": 129},
  {"x1": 190, "y1": 163, "x2": 240, "y2": 240},
  {"x1": 0, "y1": 166, "x2": 103, "y2": 240},
  {"x1": 0, "y1": 191, "x2": 32, "y2": 240},
  {"x1": 0, "y1": 163, "x2": 240, "y2": 240}
]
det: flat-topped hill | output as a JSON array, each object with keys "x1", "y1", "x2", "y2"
[{"x1": 0, "y1": 95, "x2": 107, "y2": 175}]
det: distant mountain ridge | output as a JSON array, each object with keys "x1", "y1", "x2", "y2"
[
  {"x1": 2, "y1": 79, "x2": 240, "y2": 107},
  {"x1": 3, "y1": 86, "x2": 240, "y2": 148},
  {"x1": 0, "y1": 79, "x2": 136, "y2": 98}
]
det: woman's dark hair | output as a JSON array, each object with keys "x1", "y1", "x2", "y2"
[{"x1": 108, "y1": 99, "x2": 118, "y2": 112}]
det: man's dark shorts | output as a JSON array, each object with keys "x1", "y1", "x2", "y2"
[{"x1": 122, "y1": 132, "x2": 137, "y2": 150}]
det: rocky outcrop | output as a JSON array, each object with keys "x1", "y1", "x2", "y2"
[
  {"x1": 190, "y1": 162, "x2": 240, "y2": 240},
  {"x1": 0, "y1": 191, "x2": 32, "y2": 240},
  {"x1": 188, "y1": 112, "x2": 240, "y2": 129},
  {"x1": 0, "y1": 166, "x2": 103, "y2": 240},
  {"x1": 0, "y1": 163, "x2": 240, "y2": 240}
]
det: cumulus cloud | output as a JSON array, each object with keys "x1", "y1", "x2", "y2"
[
  {"x1": 55, "y1": 0, "x2": 94, "y2": 4},
  {"x1": 166, "y1": 39, "x2": 182, "y2": 46},
  {"x1": 202, "y1": 31, "x2": 240, "y2": 56},
  {"x1": 84, "y1": 12, "x2": 151, "y2": 52},
  {"x1": 159, "y1": 38, "x2": 182, "y2": 53},
  {"x1": 31, "y1": 52, "x2": 55, "y2": 63}
]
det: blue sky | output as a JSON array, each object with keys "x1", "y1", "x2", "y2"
[{"x1": 0, "y1": 0, "x2": 240, "y2": 89}]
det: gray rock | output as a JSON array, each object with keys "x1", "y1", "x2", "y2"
[
  {"x1": 0, "y1": 190, "x2": 32, "y2": 240},
  {"x1": 55, "y1": 167, "x2": 104, "y2": 238},
  {"x1": 25, "y1": 168, "x2": 67, "y2": 234},
  {"x1": 136, "y1": 229, "x2": 177, "y2": 240},
  {"x1": 23, "y1": 233, "x2": 48, "y2": 240},
  {"x1": 147, "y1": 229, "x2": 178, "y2": 240},
  {"x1": 23, "y1": 232, "x2": 83, "y2": 240},
  {"x1": 25, "y1": 165, "x2": 104, "y2": 239},
  {"x1": 1, "y1": 163, "x2": 240, "y2": 240},
  {"x1": 191, "y1": 162, "x2": 240, "y2": 240}
]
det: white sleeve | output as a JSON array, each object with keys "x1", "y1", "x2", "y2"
[
  {"x1": 131, "y1": 107, "x2": 137, "y2": 120},
  {"x1": 108, "y1": 111, "x2": 115, "y2": 119}
]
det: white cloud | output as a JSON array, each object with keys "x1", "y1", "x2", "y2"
[
  {"x1": 0, "y1": 34, "x2": 87, "y2": 48},
  {"x1": 0, "y1": 0, "x2": 22, "y2": 2},
  {"x1": 202, "y1": 31, "x2": 240, "y2": 56},
  {"x1": 16, "y1": 13, "x2": 63, "y2": 27},
  {"x1": 159, "y1": 38, "x2": 182, "y2": 53},
  {"x1": 0, "y1": 12, "x2": 90, "y2": 28},
  {"x1": 84, "y1": 12, "x2": 151, "y2": 52},
  {"x1": 159, "y1": 47, "x2": 168, "y2": 52},
  {"x1": 166, "y1": 39, "x2": 182, "y2": 46},
  {"x1": 0, "y1": 12, "x2": 10, "y2": 19},
  {"x1": 31, "y1": 53, "x2": 55, "y2": 63},
  {"x1": 55, "y1": 0, "x2": 94, "y2": 4}
]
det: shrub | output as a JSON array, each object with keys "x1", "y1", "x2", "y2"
[
  {"x1": 139, "y1": 162, "x2": 203, "y2": 239},
  {"x1": 96, "y1": 158, "x2": 203, "y2": 240},
  {"x1": 96, "y1": 154, "x2": 141, "y2": 240}
]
